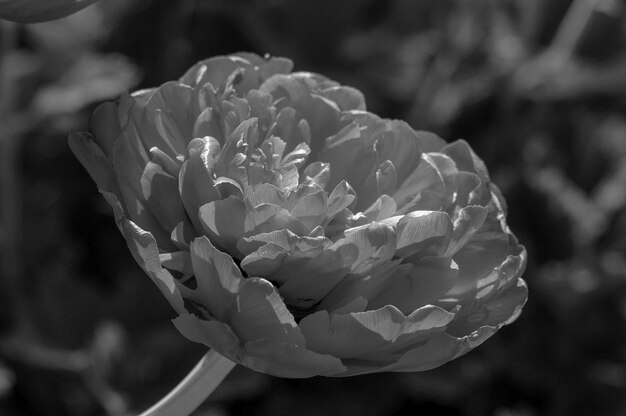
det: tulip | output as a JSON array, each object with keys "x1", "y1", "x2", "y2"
[
  {"x1": 0, "y1": 0, "x2": 97, "y2": 23},
  {"x1": 70, "y1": 53, "x2": 527, "y2": 380}
]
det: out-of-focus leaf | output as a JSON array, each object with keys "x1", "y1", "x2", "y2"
[
  {"x1": 33, "y1": 54, "x2": 139, "y2": 116},
  {"x1": 0, "y1": 0, "x2": 97, "y2": 23}
]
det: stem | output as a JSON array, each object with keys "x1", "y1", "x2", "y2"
[
  {"x1": 550, "y1": 0, "x2": 602, "y2": 60},
  {"x1": 139, "y1": 350, "x2": 236, "y2": 416}
]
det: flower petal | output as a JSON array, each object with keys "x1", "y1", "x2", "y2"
[
  {"x1": 447, "y1": 278, "x2": 528, "y2": 337},
  {"x1": 333, "y1": 222, "x2": 396, "y2": 275},
  {"x1": 375, "y1": 329, "x2": 493, "y2": 373},
  {"x1": 243, "y1": 339, "x2": 346, "y2": 378},
  {"x1": 178, "y1": 137, "x2": 222, "y2": 230},
  {"x1": 393, "y1": 154, "x2": 445, "y2": 211},
  {"x1": 299, "y1": 305, "x2": 454, "y2": 359},
  {"x1": 90, "y1": 101, "x2": 122, "y2": 160},
  {"x1": 142, "y1": 82, "x2": 195, "y2": 156},
  {"x1": 189, "y1": 236, "x2": 304, "y2": 345},
  {"x1": 375, "y1": 120, "x2": 422, "y2": 185},
  {"x1": 113, "y1": 133, "x2": 175, "y2": 250},
  {"x1": 442, "y1": 140, "x2": 490, "y2": 182},
  {"x1": 320, "y1": 86, "x2": 366, "y2": 111},
  {"x1": 393, "y1": 211, "x2": 454, "y2": 259},
  {"x1": 368, "y1": 257, "x2": 460, "y2": 313},
  {"x1": 141, "y1": 161, "x2": 189, "y2": 232},
  {"x1": 68, "y1": 131, "x2": 118, "y2": 194},
  {"x1": 122, "y1": 220, "x2": 185, "y2": 314},
  {"x1": 239, "y1": 230, "x2": 349, "y2": 308},
  {"x1": 173, "y1": 313, "x2": 242, "y2": 362}
]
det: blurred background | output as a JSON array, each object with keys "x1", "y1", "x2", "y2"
[{"x1": 0, "y1": 0, "x2": 625, "y2": 415}]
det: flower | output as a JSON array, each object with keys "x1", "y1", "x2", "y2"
[
  {"x1": 0, "y1": 0, "x2": 97, "y2": 23},
  {"x1": 70, "y1": 52, "x2": 527, "y2": 378}
]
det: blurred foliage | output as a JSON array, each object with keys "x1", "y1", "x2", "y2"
[{"x1": 0, "y1": 0, "x2": 625, "y2": 415}]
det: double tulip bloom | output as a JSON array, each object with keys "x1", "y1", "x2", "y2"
[
  {"x1": 0, "y1": 0, "x2": 96, "y2": 22},
  {"x1": 70, "y1": 53, "x2": 527, "y2": 377}
]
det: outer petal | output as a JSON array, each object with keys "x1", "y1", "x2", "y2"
[
  {"x1": 243, "y1": 339, "x2": 346, "y2": 378},
  {"x1": 299, "y1": 305, "x2": 454, "y2": 360},
  {"x1": 173, "y1": 314, "x2": 346, "y2": 378},
  {"x1": 112, "y1": 126, "x2": 176, "y2": 250},
  {"x1": 68, "y1": 131, "x2": 118, "y2": 195},
  {"x1": 121, "y1": 220, "x2": 185, "y2": 314},
  {"x1": 173, "y1": 314, "x2": 243, "y2": 362},
  {"x1": 373, "y1": 327, "x2": 496, "y2": 373},
  {"x1": 447, "y1": 278, "x2": 528, "y2": 337},
  {"x1": 187, "y1": 236, "x2": 304, "y2": 345},
  {"x1": 444, "y1": 195, "x2": 520, "y2": 308},
  {"x1": 90, "y1": 101, "x2": 122, "y2": 160},
  {"x1": 367, "y1": 257, "x2": 460, "y2": 314},
  {"x1": 141, "y1": 82, "x2": 195, "y2": 156}
]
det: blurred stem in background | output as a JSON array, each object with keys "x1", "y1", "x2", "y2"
[{"x1": 0, "y1": 20, "x2": 32, "y2": 338}]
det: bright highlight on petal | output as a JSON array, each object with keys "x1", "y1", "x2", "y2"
[{"x1": 71, "y1": 52, "x2": 527, "y2": 378}]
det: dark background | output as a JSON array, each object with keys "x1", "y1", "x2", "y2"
[{"x1": 0, "y1": 0, "x2": 625, "y2": 415}]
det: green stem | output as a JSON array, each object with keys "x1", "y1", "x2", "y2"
[{"x1": 139, "y1": 350, "x2": 236, "y2": 416}]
